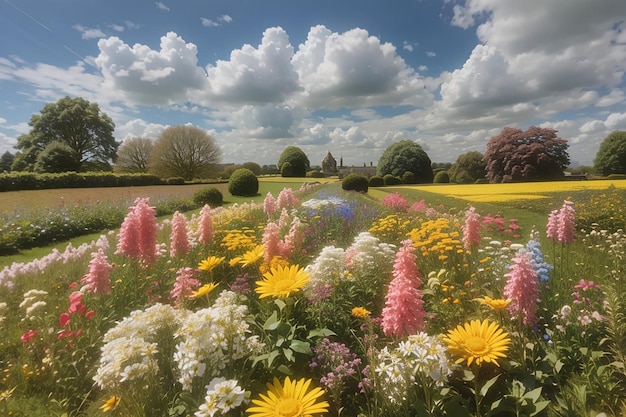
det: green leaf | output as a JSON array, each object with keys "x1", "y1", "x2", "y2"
[
  {"x1": 523, "y1": 387, "x2": 543, "y2": 403},
  {"x1": 307, "y1": 328, "x2": 337, "y2": 339},
  {"x1": 480, "y1": 374, "x2": 500, "y2": 397},
  {"x1": 530, "y1": 401, "x2": 551, "y2": 416},
  {"x1": 263, "y1": 311, "x2": 280, "y2": 330},
  {"x1": 289, "y1": 340, "x2": 312, "y2": 354},
  {"x1": 283, "y1": 348, "x2": 295, "y2": 362},
  {"x1": 274, "y1": 298, "x2": 286, "y2": 312},
  {"x1": 267, "y1": 350, "x2": 280, "y2": 367},
  {"x1": 277, "y1": 364, "x2": 292, "y2": 375}
]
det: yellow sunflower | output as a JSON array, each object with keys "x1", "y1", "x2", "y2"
[
  {"x1": 198, "y1": 256, "x2": 225, "y2": 272},
  {"x1": 443, "y1": 319, "x2": 511, "y2": 367},
  {"x1": 189, "y1": 282, "x2": 219, "y2": 299},
  {"x1": 475, "y1": 296, "x2": 511, "y2": 311},
  {"x1": 247, "y1": 377, "x2": 329, "y2": 417},
  {"x1": 255, "y1": 264, "x2": 309, "y2": 299},
  {"x1": 100, "y1": 395, "x2": 120, "y2": 412},
  {"x1": 240, "y1": 245, "x2": 265, "y2": 268},
  {"x1": 351, "y1": 306, "x2": 371, "y2": 319}
]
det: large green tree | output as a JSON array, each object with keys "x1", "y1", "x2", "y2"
[
  {"x1": 0, "y1": 151, "x2": 14, "y2": 172},
  {"x1": 594, "y1": 131, "x2": 626, "y2": 176},
  {"x1": 448, "y1": 151, "x2": 487, "y2": 183},
  {"x1": 149, "y1": 125, "x2": 221, "y2": 181},
  {"x1": 114, "y1": 137, "x2": 154, "y2": 173},
  {"x1": 277, "y1": 146, "x2": 310, "y2": 177},
  {"x1": 377, "y1": 140, "x2": 433, "y2": 183},
  {"x1": 12, "y1": 96, "x2": 118, "y2": 172},
  {"x1": 484, "y1": 126, "x2": 569, "y2": 183}
]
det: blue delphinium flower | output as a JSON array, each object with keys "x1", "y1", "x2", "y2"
[{"x1": 525, "y1": 238, "x2": 553, "y2": 282}]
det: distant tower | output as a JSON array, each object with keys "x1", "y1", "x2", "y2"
[{"x1": 322, "y1": 151, "x2": 338, "y2": 174}]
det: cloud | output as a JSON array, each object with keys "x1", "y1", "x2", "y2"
[
  {"x1": 403, "y1": 41, "x2": 414, "y2": 52},
  {"x1": 426, "y1": 51, "x2": 436, "y2": 57},
  {"x1": 155, "y1": 2, "x2": 170, "y2": 12},
  {"x1": 95, "y1": 32, "x2": 206, "y2": 106},
  {"x1": 115, "y1": 119, "x2": 167, "y2": 141},
  {"x1": 227, "y1": 104, "x2": 300, "y2": 139},
  {"x1": 201, "y1": 14, "x2": 232, "y2": 27},
  {"x1": 109, "y1": 24, "x2": 125, "y2": 32},
  {"x1": 203, "y1": 27, "x2": 300, "y2": 104},
  {"x1": 73, "y1": 24, "x2": 106, "y2": 40}
]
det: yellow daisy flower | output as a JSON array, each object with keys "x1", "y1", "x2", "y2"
[
  {"x1": 100, "y1": 396, "x2": 120, "y2": 412},
  {"x1": 351, "y1": 306, "x2": 371, "y2": 318},
  {"x1": 443, "y1": 319, "x2": 511, "y2": 367},
  {"x1": 198, "y1": 256, "x2": 225, "y2": 272},
  {"x1": 240, "y1": 245, "x2": 265, "y2": 268},
  {"x1": 247, "y1": 377, "x2": 329, "y2": 417},
  {"x1": 255, "y1": 265, "x2": 309, "y2": 299},
  {"x1": 475, "y1": 296, "x2": 512, "y2": 311},
  {"x1": 189, "y1": 282, "x2": 219, "y2": 299}
]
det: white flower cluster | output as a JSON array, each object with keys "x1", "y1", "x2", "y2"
[
  {"x1": 300, "y1": 196, "x2": 346, "y2": 209},
  {"x1": 304, "y1": 245, "x2": 347, "y2": 290},
  {"x1": 195, "y1": 377, "x2": 250, "y2": 417},
  {"x1": 375, "y1": 332, "x2": 451, "y2": 403},
  {"x1": 94, "y1": 303, "x2": 184, "y2": 390},
  {"x1": 0, "y1": 301, "x2": 7, "y2": 323},
  {"x1": 174, "y1": 290, "x2": 263, "y2": 391},
  {"x1": 20, "y1": 289, "x2": 48, "y2": 321},
  {"x1": 346, "y1": 232, "x2": 396, "y2": 276}
]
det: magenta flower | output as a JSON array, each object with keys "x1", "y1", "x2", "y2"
[
  {"x1": 462, "y1": 206, "x2": 481, "y2": 250},
  {"x1": 80, "y1": 249, "x2": 113, "y2": 295},
  {"x1": 504, "y1": 252, "x2": 539, "y2": 326},
  {"x1": 170, "y1": 211, "x2": 190, "y2": 258},
  {"x1": 197, "y1": 205, "x2": 214, "y2": 245},
  {"x1": 169, "y1": 267, "x2": 201, "y2": 304},
  {"x1": 115, "y1": 197, "x2": 158, "y2": 267},
  {"x1": 381, "y1": 239, "x2": 425, "y2": 337},
  {"x1": 381, "y1": 193, "x2": 409, "y2": 211}
]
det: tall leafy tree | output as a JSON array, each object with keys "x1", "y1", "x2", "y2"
[
  {"x1": 448, "y1": 151, "x2": 487, "y2": 183},
  {"x1": 0, "y1": 151, "x2": 14, "y2": 172},
  {"x1": 34, "y1": 141, "x2": 81, "y2": 173},
  {"x1": 114, "y1": 137, "x2": 154, "y2": 173},
  {"x1": 277, "y1": 146, "x2": 310, "y2": 177},
  {"x1": 12, "y1": 96, "x2": 118, "y2": 172},
  {"x1": 149, "y1": 125, "x2": 221, "y2": 181},
  {"x1": 377, "y1": 140, "x2": 433, "y2": 183},
  {"x1": 594, "y1": 131, "x2": 626, "y2": 176},
  {"x1": 484, "y1": 126, "x2": 569, "y2": 183}
]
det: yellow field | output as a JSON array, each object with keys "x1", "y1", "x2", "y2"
[{"x1": 388, "y1": 179, "x2": 626, "y2": 203}]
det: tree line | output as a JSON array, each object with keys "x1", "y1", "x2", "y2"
[{"x1": 1, "y1": 96, "x2": 625, "y2": 182}]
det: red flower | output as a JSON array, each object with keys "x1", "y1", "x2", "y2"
[
  {"x1": 59, "y1": 313, "x2": 71, "y2": 327},
  {"x1": 21, "y1": 329, "x2": 37, "y2": 343}
]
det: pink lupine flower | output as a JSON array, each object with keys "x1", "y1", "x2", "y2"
[
  {"x1": 504, "y1": 252, "x2": 539, "y2": 326},
  {"x1": 381, "y1": 193, "x2": 409, "y2": 211},
  {"x1": 80, "y1": 249, "x2": 113, "y2": 295},
  {"x1": 68, "y1": 291, "x2": 86, "y2": 314},
  {"x1": 546, "y1": 209, "x2": 559, "y2": 240},
  {"x1": 115, "y1": 210, "x2": 141, "y2": 258},
  {"x1": 381, "y1": 239, "x2": 425, "y2": 337},
  {"x1": 462, "y1": 206, "x2": 481, "y2": 250},
  {"x1": 279, "y1": 217, "x2": 303, "y2": 258},
  {"x1": 170, "y1": 211, "x2": 190, "y2": 257},
  {"x1": 262, "y1": 222, "x2": 281, "y2": 268},
  {"x1": 277, "y1": 187, "x2": 299, "y2": 210},
  {"x1": 409, "y1": 199, "x2": 427, "y2": 213},
  {"x1": 116, "y1": 197, "x2": 158, "y2": 266},
  {"x1": 557, "y1": 200, "x2": 576, "y2": 244},
  {"x1": 263, "y1": 192, "x2": 278, "y2": 217},
  {"x1": 197, "y1": 205, "x2": 214, "y2": 245},
  {"x1": 169, "y1": 267, "x2": 201, "y2": 304}
]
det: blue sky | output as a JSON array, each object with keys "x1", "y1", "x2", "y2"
[{"x1": 1, "y1": 0, "x2": 625, "y2": 168}]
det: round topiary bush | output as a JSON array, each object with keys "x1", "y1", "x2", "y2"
[
  {"x1": 369, "y1": 175, "x2": 384, "y2": 187},
  {"x1": 166, "y1": 177, "x2": 185, "y2": 185},
  {"x1": 383, "y1": 174, "x2": 402, "y2": 186},
  {"x1": 434, "y1": 171, "x2": 450, "y2": 183},
  {"x1": 192, "y1": 186, "x2": 223, "y2": 207},
  {"x1": 342, "y1": 173, "x2": 369, "y2": 193},
  {"x1": 402, "y1": 171, "x2": 416, "y2": 184},
  {"x1": 306, "y1": 170, "x2": 325, "y2": 178},
  {"x1": 228, "y1": 168, "x2": 259, "y2": 197}
]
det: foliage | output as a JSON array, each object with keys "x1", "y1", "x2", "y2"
[
  {"x1": 12, "y1": 96, "x2": 118, "y2": 172},
  {"x1": 341, "y1": 173, "x2": 369, "y2": 192},
  {"x1": 434, "y1": 171, "x2": 450, "y2": 183},
  {"x1": 0, "y1": 151, "x2": 14, "y2": 173},
  {"x1": 228, "y1": 168, "x2": 259, "y2": 196},
  {"x1": 306, "y1": 170, "x2": 325, "y2": 178},
  {"x1": 402, "y1": 171, "x2": 417, "y2": 184},
  {"x1": 166, "y1": 177, "x2": 185, "y2": 185},
  {"x1": 594, "y1": 131, "x2": 626, "y2": 176},
  {"x1": 369, "y1": 175, "x2": 384, "y2": 187},
  {"x1": 377, "y1": 140, "x2": 434, "y2": 183},
  {"x1": 148, "y1": 125, "x2": 221, "y2": 181},
  {"x1": 280, "y1": 161, "x2": 294, "y2": 177},
  {"x1": 33, "y1": 141, "x2": 81, "y2": 173},
  {"x1": 278, "y1": 146, "x2": 310, "y2": 177},
  {"x1": 242, "y1": 162, "x2": 262, "y2": 176},
  {"x1": 484, "y1": 126, "x2": 570, "y2": 183},
  {"x1": 449, "y1": 151, "x2": 487, "y2": 184},
  {"x1": 191, "y1": 186, "x2": 224, "y2": 208},
  {"x1": 0, "y1": 172, "x2": 163, "y2": 191},
  {"x1": 384, "y1": 174, "x2": 402, "y2": 186},
  {"x1": 114, "y1": 137, "x2": 153, "y2": 174}
]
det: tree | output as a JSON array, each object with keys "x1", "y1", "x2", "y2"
[
  {"x1": 242, "y1": 162, "x2": 262, "y2": 176},
  {"x1": 484, "y1": 126, "x2": 569, "y2": 183},
  {"x1": 114, "y1": 137, "x2": 154, "y2": 173},
  {"x1": 34, "y1": 141, "x2": 81, "y2": 173},
  {"x1": 277, "y1": 146, "x2": 310, "y2": 177},
  {"x1": 594, "y1": 131, "x2": 626, "y2": 176},
  {"x1": 0, "y1": 151, "x2": 14, "y2": 172},
  {"x1": 148, "y1": 125, "x2": 221, "y2": 181},
  {"x1": 448, "y1": 151, "x2": 487, "y2": 183},
  {"x1": 377, "y1": 140, "x2": 433, "y2": 183},
  {"x1": 13, "y1": 96, "x2": 118, "y2": 172}
]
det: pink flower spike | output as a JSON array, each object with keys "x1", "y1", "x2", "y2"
[
  {"x1": 504, "y1": 252, "x2": 539, "y2": 326},
  {"x1": 197, "y1": 205, "x2": 214, "y2": 244},
  {"x1": 80, "y1": 249, "x2": 113, "y2": 295},
  {"x1": 170, "y1": 211, "x2": 190, "y2": 258},
  {"x1": 462, "y1": 206, "x2": 481, "y2": 250}
]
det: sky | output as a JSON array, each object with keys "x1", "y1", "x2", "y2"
[{"x1": 1, "y1": 0, "x2": 625, "y2": 168}]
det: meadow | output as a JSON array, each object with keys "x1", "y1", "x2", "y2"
[{"x1": 0, "y1": 179, "x2": 625, "y2": 417}]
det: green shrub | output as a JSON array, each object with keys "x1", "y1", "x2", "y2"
[
  {"x1": 475, "y1": 178, "x2": 489, "y2": 184},
  {"x1": 607, "y1": 173, "x2": 626, "y2": 180},
  {"x1": 369, "y1": 175, "x2": 384, "y2": 187},
  {"x1": 228, "y1": 168, "x2": 259, "y2": 197},
  {"x1": 434, "y1": 171, "x2": 450, "y2": 183},
  {"x1": 281, "y1": 161, "x2": 294, "y2": 177},
  {"x1": 306, "y1": 170, "x2": 325, "y2": 178},
  {"x1": 402, "y1": 171, "x2": 416, "y2": 184},
  {"x1": 166, "y1": 177, "x2": 185, "y2": 185},
  {"x1": 192, "y1": 186, "x2": 224, "y2": 207},
  {"x1": 383, "y1": 174, "x2": 402, "y2": 186},
  {"x1": 342, "y1": 173, "x2": 369, "y2": 193}
]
